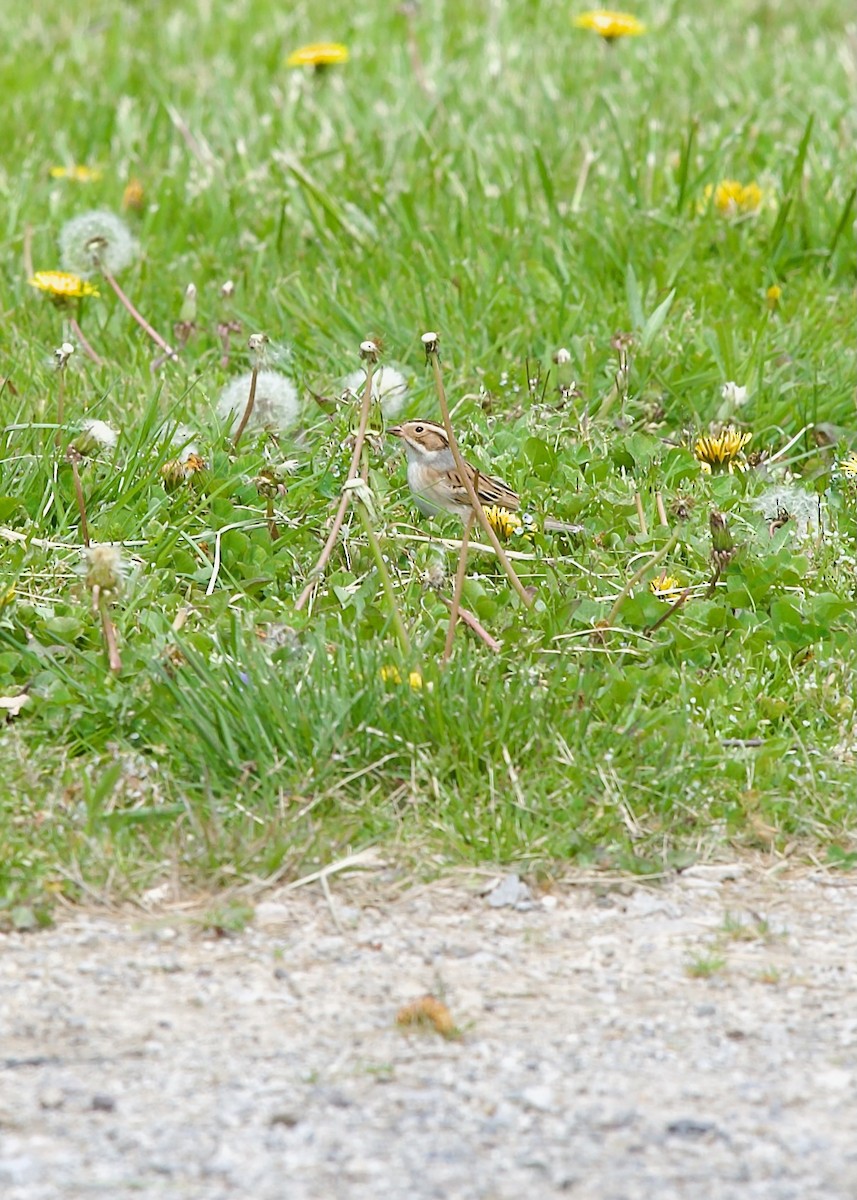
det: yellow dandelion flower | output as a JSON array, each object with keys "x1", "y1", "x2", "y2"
[
  {"x1": 573, "y1": 10, "x2": 646, "y2": 39},
  {"x1": 49, "y1": 165, "x2": 103, "y2": 183},
  {"x1": 483, "y1": 505, "x2": 523, "y2": 541},
  {"x1": 766, "y1": 285, "x2": 782, "y2": 310},
  {"x1": 380, "y1": 665, "x2": 423, "y2": 690},
  {"x1": 839, "y1": 453, "x2": 857, "y2": 479},
  {"x1": 694, "y1": 427, "x2": 753, "y2": 474},
  {"x1": 286, "y1": 42, "x2": 349, "y2": 68},
  {"x1": 29, "y1": 271, "x2": 100, "y2": 300},
  {"x1": 703, "y1": 179, "x2": 764, "y2": 218},
  {"x1": 650, "y1": 572, "x2": 684, "y2": 599}
]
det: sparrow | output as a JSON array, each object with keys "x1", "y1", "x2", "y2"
[{"x1": 389, "y1": 419, "x2": 581, "y2": 533}]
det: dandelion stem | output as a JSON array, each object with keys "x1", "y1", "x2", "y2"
[
  {"x1": 426, "y1": 346, "x2": 534, "y2": 609},
  {"x1": 443, "y1": 511, "x2": 473, "y2": 663},
  {"x1": 295, "y1": 358, "x2": 376, "y2": 611},
  {"x1": 97, "y1": 591, "x2": 122, "y2": 673},
  {"x1": 645, "y1": 588, "x2": 691, "y2": 636},
  {"x1": 354, "y1": 500, "x2": 411, "y2": 656},
  {"x1": 604, "y1": 534, "x2": 679, "y2": 630},
  {"x1": 22, "y1": 223, "x2": 34, "y2": 280},
  {"x1": 232, "y1": 365, "x2": 259, "y2": 450},
  {"x1": 571, "y1": 147, "x2": 597, "y2": 214},
  {"x1": 68, "y1": 316, "x2": 103, "y2": 366},
  {"x1": 266, "y1": 496, "x2": 279, "y2": 542},
  {"x1": 439, "y1": 597, "x2": 501, "y2": 653},
  {"x1": 55, "y1": 372, "x2": 66, "y2": 450},
  {"x1": 101, "y1": 267, "x2": 178, "y2": 362},
  {"x1": 655, "y1": 492, "x2": 669, "y2": 528},
  {"x1": 67, "y1": 449, "x2": 91, "y2": 547},
  {"x1": 633, "y1": 491, "x2": 648, "y2": 536}
]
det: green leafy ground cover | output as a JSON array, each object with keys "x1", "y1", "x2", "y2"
[{"x1": 1, "y1": 0, "x2": 855, "y2": 923}]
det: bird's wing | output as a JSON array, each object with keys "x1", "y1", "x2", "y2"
[{"x1": 447, "y1": 463, "x2": 520, "y2": 510}]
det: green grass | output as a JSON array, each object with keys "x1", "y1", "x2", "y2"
[{"x1": 1, "y1": 0, "x2": 856, "y2": 921}]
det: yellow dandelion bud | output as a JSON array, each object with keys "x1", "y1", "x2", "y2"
[
  {"x1": 573, "y1": 10, "x2": 646, "y2": 40},
  {"x1": 380, "y1": 665, "x2": 402, "y2": 685},
  {"x1": 407, "y1": 671, "x2": 423, "y2": 690},
  {"x1": 286, "y1": 42, "x2": 349, "y2": 68},
  {"x1": 766, "y1": 285, "x2": 782, "y2": 310}
]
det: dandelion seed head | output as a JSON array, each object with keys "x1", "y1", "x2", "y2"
[
  {"x1": 59, "y1": 210, "x2": 138, "y2": 278},
  {"x1": 84, "y1": 543, "x2": 126, "y2": 593},
  {"x1": 553, "y1": 347, "x2": 572, "y2": 365},
  {"x1": 216, "y1": 370, "x2": 300, "y2": 436},
  {"x1": 342, "y1": 365, "x2": 410, "y2": 418},
  {"x1": 74, "y1": 418, "x2": 119, "y2": 454}
]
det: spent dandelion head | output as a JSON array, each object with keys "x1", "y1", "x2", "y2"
[
  {"x1": 573, "y1": 10, "x2": 646, "y2": 40},
  {"x1": 217, "y1": 370, "x2": 300, "y2": 437},
  {"x1": 29, "y1": 270, "x2": 100, "y2": 301},
  {"x1": 286, "y1": 42, "x2": 349, "y2": 68},
  {"x1": 693, "y1": 426, "x2": 752, "y2": 474},
  {"x1": 59, "y1": 210, "x2": 138, "y2": 278},
  {"x1": 83, "y1": 543, "x2": 126, "y2": 594},
  {"x1": 122, "y1": 178, "x2": 145, "y2": 211},
  {"x1": 50, "y1": 164, "x2": 103, "y2": 183},
  {"x1": 343, "y1": 365, "x2": 409, "y2": 418},
  {"x1": 54, "y1": 342, "x2": 75, "y2": 371}
]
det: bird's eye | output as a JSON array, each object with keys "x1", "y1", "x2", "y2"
[{"x1": 414, "y1": 425, "x2": 424, "y2": 433}]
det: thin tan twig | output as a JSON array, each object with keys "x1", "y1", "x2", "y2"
[
  {"x1": 443, "y1": 510, "x2": 473, "y2": 663},
  {"x1": 295, "y1": 359, "x2": 375, "y2": 611}
]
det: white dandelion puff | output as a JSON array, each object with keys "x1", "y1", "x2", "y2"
[
  {"x1": 59, "y1": 210, "x2": 138, "y2": 278},
  {"x1": 342, "y1": 365, "x2": 409, "y2": 418},
  {"x1": 75, "y1": 418, "x2": 119, "y2": 452},
  {"x1": 216, "y1": 370, "x2": 300, "y2": 436}
]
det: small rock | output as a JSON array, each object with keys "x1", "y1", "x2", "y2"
[
  {"x1": 519, "y1": 1085, "x2": 555, "y2": 1112},
  {"x1": 666, "y1": 1118, "x2": 718, "y2": 1138},
  {"x1": 90, "y1": 1093, "x2": 116, "y2": 1112},
  {"x1": 268, "y1": 1111, "x2": 300, "y2": 1127},
  {"x1": 39, "y1": 1088, "x2": 64, "y2": 1111},
  {"x1": 486, "y1": 874, "x2": 532, "y2": 909}
]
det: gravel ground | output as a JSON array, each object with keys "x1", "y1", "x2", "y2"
[{"x1": 2, "y1": 862, "x2": 857, "y2": 1200}]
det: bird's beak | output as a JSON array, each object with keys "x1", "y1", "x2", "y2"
[{"x1": 388, "y1": 426, "x2": 403, "y2": 438}]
